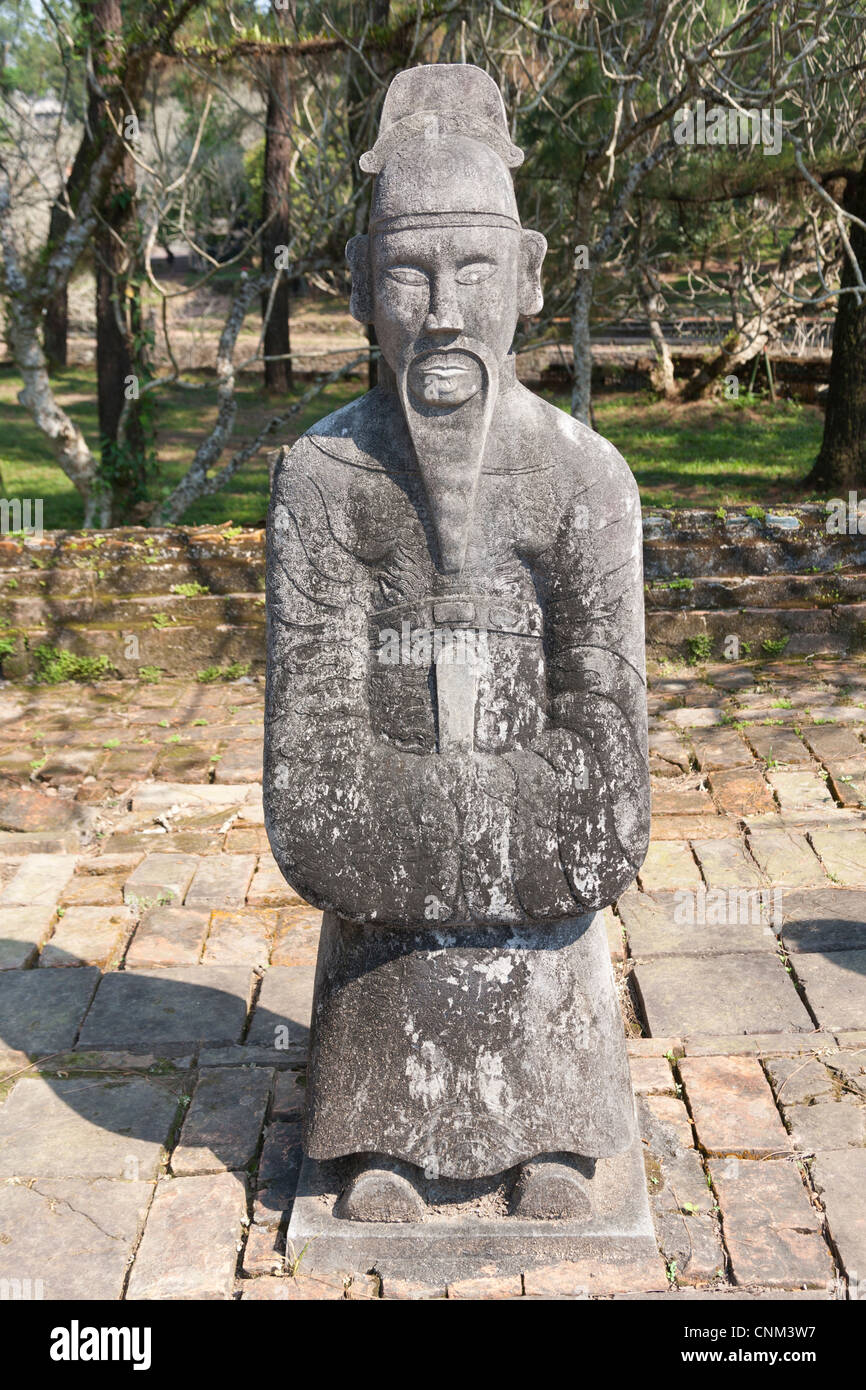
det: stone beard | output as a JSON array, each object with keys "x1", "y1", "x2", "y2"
[{"x1": 265, "y1": 65, "x2": 650, "y2": 1220}]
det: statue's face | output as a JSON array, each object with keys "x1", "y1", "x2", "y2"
[{"x1": 372, "y1": 223, "x2": 520, "y2": 405}]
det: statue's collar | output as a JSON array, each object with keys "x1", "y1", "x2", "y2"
[{"x1": 377, "y1": 354, "x2": 518, "y2": 396}]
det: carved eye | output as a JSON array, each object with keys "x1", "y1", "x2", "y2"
[
  {"x1": 386, "y1": 266, "x2": 428, "y2": 286},
  {"x1": 455, "y1": 262, "x2": 497, "y2": 285}
]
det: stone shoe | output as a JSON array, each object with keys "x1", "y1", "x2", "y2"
[
  {"x1": 510, "y1": 1155, "x2": 594, "y2": 1220},
  {"x1": 338, "y1": 1159, "x2": 426, "y2": 1223}
]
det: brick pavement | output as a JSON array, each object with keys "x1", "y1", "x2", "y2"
[{"x1": 0, "y1": 659, "x2": 864, "y2": 1300}]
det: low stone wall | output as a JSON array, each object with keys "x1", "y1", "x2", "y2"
[
  {"x1": 0, "y1": 505, "x2": 861, "y2": 679},
  {"x1": 643, "y1": 504, "x2": 866, "y2": 660},
  {"x1": 0, "y1": 527, "x2": 266, "y2": 681}
]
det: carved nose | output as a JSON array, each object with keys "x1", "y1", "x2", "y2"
[{"x1": 425, "y1": 290, "x2": 463, "y2": 335}]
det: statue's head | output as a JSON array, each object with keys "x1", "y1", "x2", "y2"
[
  {"x1": 347, "y1": 65, "x2": 546, "y2": 406},
  {"x1": 346, "y1": 65, "x2": 545, "y2": 574}
]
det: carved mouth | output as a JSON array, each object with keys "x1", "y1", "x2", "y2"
[
  {"x1": 422, "y1": 365, "x2": 469, "y2": 379},
  {"x1": 407, "y1": 350, "x2": 481, "y2": 407},
  {"x1": 415, "y1": 352, "x2": 471, "y2": 378}
]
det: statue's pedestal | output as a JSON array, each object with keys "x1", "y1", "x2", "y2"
[{"x1": 286, "y1": 1134, "x2": 656, "y2": 1285}]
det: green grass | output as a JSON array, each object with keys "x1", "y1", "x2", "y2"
[
  {"x1": 582, "y1": 392, "x2": 825, "y2": 510},
  {"x1": 0, "y1": 366, "x2": 359, "y2": 530},
  {"x1": 0, "y1": 367, "x2": 825, "y2": 529}
]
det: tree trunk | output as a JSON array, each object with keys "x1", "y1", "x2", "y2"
[
  {"x1": 43, "y1": 227, "x2": 69, "y2": 370},
  {"x1": 347, "y1": 0, "x2": 392, "y2": 389},
  {"x1": 94, "y1": 148, "x2": 147, "y2": 523},
  {"x1": 639, "y1": 266, "x2": 676, "y2": 398},
  {"x1": 807, "y1": 158, "x2": 866, "y2": 491},
  {"x1": 570, "y1": 181, "x2": 596, "y2": 425},
  {"x1": 42, "y1": 27, "x2": 110, "y2": 370},
  {"x1": 90, "y1": 0, "x2": 148, "y2": 523},
  {"x1": 261, "y1": 1, "x2": 293, "y2": 393}
]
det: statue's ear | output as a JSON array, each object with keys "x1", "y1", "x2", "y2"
[
  {"x1": 517, "y1": 229, "x2": 546, "y2": 317},
  {"x1": 346, "y1": 234, "x2": 373, "y2": 324}
]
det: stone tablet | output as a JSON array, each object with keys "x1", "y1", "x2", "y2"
[{"x1": 265, "y1": 64, "x2": 650, "y2": 1232}]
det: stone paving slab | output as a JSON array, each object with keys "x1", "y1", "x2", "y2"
[
  {"x1": 647, "y1": 1148, "x2": 714, "y2": 1216},
  {"x1": 0, "y1": 966, "x2": 99, "y2": 1053},
  {"x1": 0, "y1": 1177, "x2": 153, "y2": 1299},
  {"x1": 691, "y1": 838, "x2": 766, "y2": 889},
  {"x1": 130, "y1": 781, "x2": 261, "y2": 811},
  {"x1": 0, "y1": 906, "x2": 56, "y2": 970},
  {"x1": 59, "y1": 869, "x2": 128, "y2": 906},
  {"x1": 39, "y1": 905, "x2": 133, "y2": 967},
  {"x1": 126, "y1": 1171, "x2": 247, "y2": 1300},
  {"x1": 0, "y1": 1076, "x2": 180, "y2": 1178},
  {"x1": 0, "y1": 666, "x2": 864, "y2": 1298},
  {"x1": 682, "y1": 1032, "x2": 831, "y2": 1056},
  {"x1": 653, "y1": 1211, "x2": 726, "y2": 1286},
  {"x1": 765, "y1": 1055, "x2": 837, "y2": 1104},
  {"x1": 239, "y1": 1272, "x2": 349, "y2": 1300},
  {"x1": 1, "y1": 854, "x2": 77, "y2": 908},
  {"x1": 638, "y1": 1093, "x2": 695, "y2": 1153},
  {"x1": 185, "y1": 854, "x2": 257, "y2": 909},
  {"x1": 746, "y1": 727, "x2": 811, "y2": 766},
  {"x1": 522, "y1": 1255, "x2": 668, "y2": 1297},
  {"x1": 633, "y1": 953, "x2": 814, "y2": 1037},
  {"x1": 173, "y1": 1067, "x2": 273, "y2": 1175},
  {"x1": 808, "y1": 829, "x2": 866, "y2": 886},
  {"x1": 679, "y1": 1056, "x2": 790, "y2": 1157},
  {"x1": 78, "y1": 966, "x2": 252, "y2": 1051},
  {"x1": 243, "y1": 1221, "x2": 286, "y2": 1276},
  {"x1": 708, "y1": 768, "x2": 775, "y2": 816},
  {"x1": 708, "y1": 1159, "x2": 833, "y2": 1288},
  {"x1": 791, "y1": 951, "x2": 866, "y2": 1031},
  {"x1": 780, "y1": 889, "x2": 866, "y2": 952},
  {"x1": 769, "y1": 771, "x2": 836, "y2": 813},
  {"x1": 203, "y1": 908, "x2": 274, "y2": 967},
  {"x1": 618, "y1": 891, "x2": 770, "y2": 958},
  {"x1": 125, "y1": 907, "x2": 211, "y2": 968},
  {"x1": 690, "y1": 729, "x2": 754, "y2": 771},
  {"x1": 746, "y1": 830, "x2": 827, "y2": 889},
  {"x1": 638, "y1": 841, "x2": 702, "y2": 891},
  {"x1": 786, "y1": 1097, "x2": 866, "y2": 1152},
  {"x1": 650, "y1": 813, "x2": 737, "y2": 840},
  {"x1": 271, "y1": 908, "x2": 322, "y2": 966},
  {"x1": 811, "y1": 1150, "x2": 866, "y2": 1283},
  {"x1": 247, "y1": 860, "x2": 301, "y2": 907},
  {"x1": 246, "y1": 965, "x2": 315, "y2": 1053},
  {"x1": 123, "y1": 852, "x2": 199, "y2": 909}
]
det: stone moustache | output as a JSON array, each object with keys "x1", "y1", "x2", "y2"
[{"x1": 265, "y1": 64, "x2": 650, "y2": 1220}]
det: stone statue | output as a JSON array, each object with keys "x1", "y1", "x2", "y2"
[{"x1": 265, "y1": 64, "x2": 650, "y2": 1239}]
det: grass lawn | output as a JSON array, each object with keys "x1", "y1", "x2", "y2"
[
  {"x1": 589, "y1": 392, "x2": 825, "y2": 509},
  {"x1": 0, "y1": 366, "x2": 826, "y2": 530}
]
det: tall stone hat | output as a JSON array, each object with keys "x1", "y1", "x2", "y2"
[{"x1": 359, "y1": 63, "x2": 524, "y2": 175}]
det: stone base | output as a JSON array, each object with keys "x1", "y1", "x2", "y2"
[{"x1": 286, "y1": 1134, "x2": 656, "y2": 1284}]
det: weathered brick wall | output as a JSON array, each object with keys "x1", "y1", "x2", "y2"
[
  {"x1": 0, "y1": 505, "x2": 861, "y2": 679},
  {"x1": 643, "y1": 505, "x2": 866, "y2": 660}
]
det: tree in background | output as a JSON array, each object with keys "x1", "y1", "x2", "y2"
[
  {"x1": 0, "y1": 0, "x2": 202, "y2": 522},
  {"x1": 260, "y1": 0, "x2": 294, "y2": 393},
  {"x1": 3, "y1": 0, "x2": 866, "y2": 524},
  {"x1": 808, "y1": 151, "x2": 866, "y2": 491}
]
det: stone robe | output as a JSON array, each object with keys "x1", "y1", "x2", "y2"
[{"x1": 264, "y1": 361, "x2": 649, "y2": 1177}]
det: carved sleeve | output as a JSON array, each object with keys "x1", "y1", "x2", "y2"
[
  {"x1": 536, "y1": 442, "x2": 651, "y2": 907},
  {"x1": 265, "y1": 439, "x2": 649, "y2": 927},
  {"x1": 265, "y1": 445, "x2": 463, "y2": 925}
]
